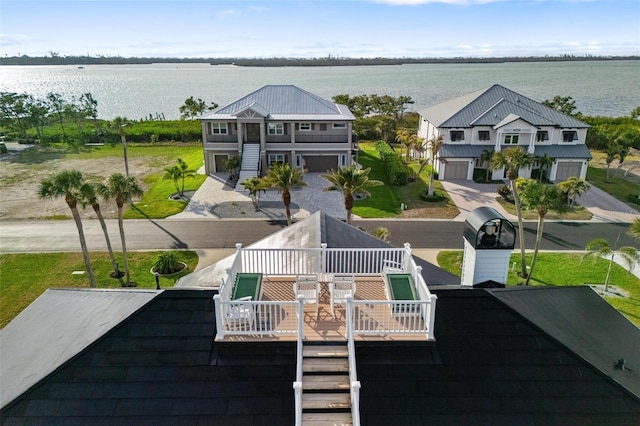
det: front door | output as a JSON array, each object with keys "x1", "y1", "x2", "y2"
[{"x1": 245, "y1": 123, "x2": 260, "y2": 142}]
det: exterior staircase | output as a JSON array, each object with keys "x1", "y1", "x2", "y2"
[
  {"x1": 235, "y1": 143, "x2": 261, "y2": 191},
  {"x1": 301, "y1": 343, "x2": 353, "y2": 425}
]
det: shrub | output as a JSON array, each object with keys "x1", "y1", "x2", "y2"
[
  {"x1": 153, "y1": 251, "x2": 184, "y2": 274},
  {"x1": 497, "y1": 185, "x2": 513, "y2": 201},
  {"x1": 375, "y1": 141, "x2": 410, "y2": 185},
  {"x1": 0, "y1": 143, "x2": 7, "y2": 154}
]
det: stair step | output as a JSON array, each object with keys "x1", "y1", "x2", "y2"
[
  {"x1": 302, "y1": 412, "x2": 353, "y2": 425},
  {"x1": 303, "y1": 346, "x2": 348, "y2": 358},
  {"x1": 302, "y1": 393, "x2": 351, "y2": 410},
  {"x1": 303, "y1": 358, "x2": 349, "y2": 373},
  {"x1": 303, "y1": 374, "x2": 350, "y2": 390}
]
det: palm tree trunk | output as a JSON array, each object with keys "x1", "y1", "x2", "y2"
[
  {"x1": 69, "y1": 205, "x2": 96, "y2": 288},
  {"x1": 283, "y1": 190, "x2": 292, "y2": 226},
  {"x1": 344, "y1": 193, "x2": 354, "y2": 225},
  {"x1": 93, "y1": 203, "x2": 123, "y2": 284},
  {"x1": 511, "y1": 179, "x2": 528, "y2": 278},
  {"x1": 604, "y1": 253, "x2": 614, "y2": 292},
  {"x1": 120, "y1": 134, "x2": 129, "y2": 177},
  {"x1": 117, "y1": 205, "x2": 131, "y2": 285},
  {"x1": 525, "y1": 215, "x2": 545, "y2": 286}
]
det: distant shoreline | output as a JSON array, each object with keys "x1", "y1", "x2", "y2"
[{"x1": 1, "y1": 55, "x2": 638, "y2": 67}]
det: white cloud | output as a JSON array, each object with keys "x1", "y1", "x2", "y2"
[
  {"x1": 370, "y1": 0, "x2": 503, "y2": 5},
  {"x1": 217, "y1": 9, "x2": 237, "y2": 17}
]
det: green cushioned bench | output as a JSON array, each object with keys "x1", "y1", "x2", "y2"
[
  {"x1": 232, "y1": 273, "x2": 263, "y2": 301},
  {"x1": 385, "y1": 273, "x2": 419, "y2": 316},
  {"x1": 386, "y1": 274, "x2": 416, "y2": 300}
]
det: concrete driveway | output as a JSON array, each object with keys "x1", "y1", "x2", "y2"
[{"x1": 439, "y1": 180, "x2": 516, "y2": 222}]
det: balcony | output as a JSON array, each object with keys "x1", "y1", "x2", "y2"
[{"x1": 213, "y1": 244, "x2": 437, "y2": 342}]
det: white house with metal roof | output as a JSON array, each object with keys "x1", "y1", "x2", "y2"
[
  {"x1": 417, "y1": 84, "x2": 591, "y2": 182},
  {"x1": 199, "y1": 85, "x2": 356, "y2": 184}
]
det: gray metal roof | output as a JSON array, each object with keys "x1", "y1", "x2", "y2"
[
  {"x1": 0, "y1": 288, "x2": 157, "y2": 408},
  {"x1": 199, "y1": 85, "x2": 355, "y2": 121},
  {"x1": 439, "y1": 144, "x2": 494, "y2": 158},
  {"x1": 534, "y1": 144, "x2": 593, "y2": 159},
  {"x1": 419, "y1": 84, "x2": 589, "y2": 129}
]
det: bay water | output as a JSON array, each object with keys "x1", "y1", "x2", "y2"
[{"x1": 1, "y1": 60, "x2": 638, "y2": 120}]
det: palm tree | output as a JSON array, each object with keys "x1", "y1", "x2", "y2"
[
  {"x1": 395, "y1": 130, "x2": 417, "y2": 163},
  {"x1": 38, "y1": 170, "x2": 96, "y2": 287},
  {"x1": 629, "y1": 218, "x2": 640, "y2": 242},
  {"x1": 163, "y1": 165, "x2": 181, "y2": 196},
  {"x1": 490, "y1": 147, "x2": 534, "y2": 278},
  {"x1": 261, "y1": 162, "x2": 306, "y2": 226},
  {"x1": 479, "y1": 149, "x2": 494, "y2": 182},
  {"x1": 322, "y1": 165, "x2": 383, "y2": 224},
  {"x1": 517, "y1": 179, "x2": 564, "y2": 286},
  {"x1": 241, "y1": 176, "x2": 266, "y2": 211},
  {"x1": 557, "y1": 177, "x2": 590, "y2": 208},
  {"x1": 421, "y1": 135, "x2": 444, "y2": 197},
  {"x1": 79, "y1": 181, "x2": 123, "y2": 282},
  {"x1": 583, "y1": 237, "x2": 640, "y2": 292},
  {"x1": 176, "y1": 158, "x2": 196, "y2": 196},
  {"x1": 110, "y1": 117, "x2": 130, "y2": 176},
  {"x1": 104, "y1": 173, "x2": 143, "y2": 286},
  {"x1": 536, "y1": 153, "x2": 555, "y2": 182}
]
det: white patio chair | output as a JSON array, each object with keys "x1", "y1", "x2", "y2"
[
  {"x1": 226, "y1": 296, "x2": 256, "y2": 330},
  {"x1": 293, "y1": 275, "x2": 320, "y2": 319},
  {"x1": 330, "y1": 274, "x2": 356, "y2": 317},
  {"x1": 382, "y1": 259, "x2": 404, "y2": 274}
]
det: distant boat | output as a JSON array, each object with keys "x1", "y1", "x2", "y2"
[{"x1": 78, "y1": 66, "x2": 84, "y2": 69}]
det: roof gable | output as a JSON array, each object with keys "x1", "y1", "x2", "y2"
[{"x1": 419, "y1": 84, "x2": 589, "y2": 129}]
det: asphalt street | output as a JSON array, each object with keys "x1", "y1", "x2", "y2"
[{"x1": 0, "y1": 218, "x2": 637, "y2": 253}]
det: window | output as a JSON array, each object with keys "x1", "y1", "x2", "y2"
[
  {"x1": 450, "y1": 131, "x2": 465, "y2": 141},
  {"x1": 340, "y1": 154, "x2": 347, "y2": 166},
  {"x1": 268, "y1": 154, "x2": 286, "y2": 165},
  {"x1": 210, "y1": 122, "x2": 227, "y2": 135},
  {"x1": 333, "y1": 123, "x2": 346, "y2": 129},
  {"x1": 562, "y1": 131, "x2": 578, "y2": 142},
  {"x1": 478, "y1": 131, "x2": 490, "y2": 141},
  {"x1": 299, "y1": 123, "x2": 311, "y2": 131},
  {"x1": 536, "y1": 131, "x2": 549, "y2": 142},
  {"x1": 268, "y1": 123, "x2": 284, "y2": 135},
  {"x1": 504, "y1": 134, "x2": 519, "y2": 144},
  {"x1": 319, "y1": 123, "x2": 327, "y2": 131}
]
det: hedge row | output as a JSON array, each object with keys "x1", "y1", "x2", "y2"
[{"x1": 375, "y1": 141, "x2": 410, "y2": 186}]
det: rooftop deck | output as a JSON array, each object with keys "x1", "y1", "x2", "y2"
[{"x1": 219, "y1": 276, "x2": 430, "y2": 342}]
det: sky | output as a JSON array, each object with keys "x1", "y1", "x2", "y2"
[{"x1": 1, "y1": 0, "x2": 639, "y2": 59}]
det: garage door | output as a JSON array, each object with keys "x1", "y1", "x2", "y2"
[
  {"x1": 444, "y1": 161, "x2": 468, "y2": 180},
  {"x1": 305, "y1": 155, "x2": 338, "y2": 172},
  {"x1": 555, "y1": 162, "x2": 582, "y2": 182}
]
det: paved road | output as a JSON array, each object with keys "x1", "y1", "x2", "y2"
[{"x1": 1, "y1": 218, "x2": 637, "y2": 253}]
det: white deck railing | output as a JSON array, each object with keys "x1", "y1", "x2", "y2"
[
  {"x1": 346, "y1": 295, "x2": 361, "y2": 426},
  {"x1": 215, "y1": 243, "x2": 436, "y2": 341},
  {"x1": 293, "y1": 297, "x2": 304, "y2": 426}
]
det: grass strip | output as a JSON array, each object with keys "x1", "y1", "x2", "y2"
[
  {"x1": 437, "y1": 250, "x2": 640, "y2": 325},
  {"x1": 0, "y1": 251, "x2": 198, "y2": 329}
]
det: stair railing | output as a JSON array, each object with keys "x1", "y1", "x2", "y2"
[
  {"x1": 345, "y1": 294, "x2": 361, "y2": 426},
  {"x1": 293, "y1": 295, "x2": 304, "y2": 426}
]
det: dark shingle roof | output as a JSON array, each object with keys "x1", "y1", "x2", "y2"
[
  {"x1": 534, "y1": 144, "x2": 593, "y2": 159},
  {"x1": 3, "y1": 287, "x2": 639, "y2": 425},
  {"x1": 418, "y1": 84, "x2": 590, "y2": 129}
]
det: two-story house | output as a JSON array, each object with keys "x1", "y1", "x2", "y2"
[
  {"x1": 199, "y1": 85, "x2": 355, "y2": 185},
  {"x1": 417, "y1": 84, "x2": 592, "y2": 182}
]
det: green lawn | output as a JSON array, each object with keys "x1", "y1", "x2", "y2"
[
  {"x1": 587, "y1": 166, "x2": 640, "y2": 211},
  {"x1": 0, "y1": 251, "x2": 198, "y2": 329},
  {"x1": 496, "y1": 197, "x2": 593, "y2": 220},
  {"x1": 354, "y1": 142, "x2": 459, "y2": 218},
  {"x1": 125, "y1": 148, "x2": 207, "y2": 219},
  {"x1": 437, "y1": 250, "x2": 640, "y2": 325}
]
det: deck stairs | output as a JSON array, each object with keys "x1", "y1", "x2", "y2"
[
  {"x1": 301, "y1": 343, "x2": 353, "y2": 425},
  {"x1": 235, "y1": 143, "x2": 261, "y2": 191}
]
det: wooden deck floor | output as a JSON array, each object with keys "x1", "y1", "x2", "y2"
[{"x1": 220, "y1": 276, "x2": 428, "y2": 343}]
